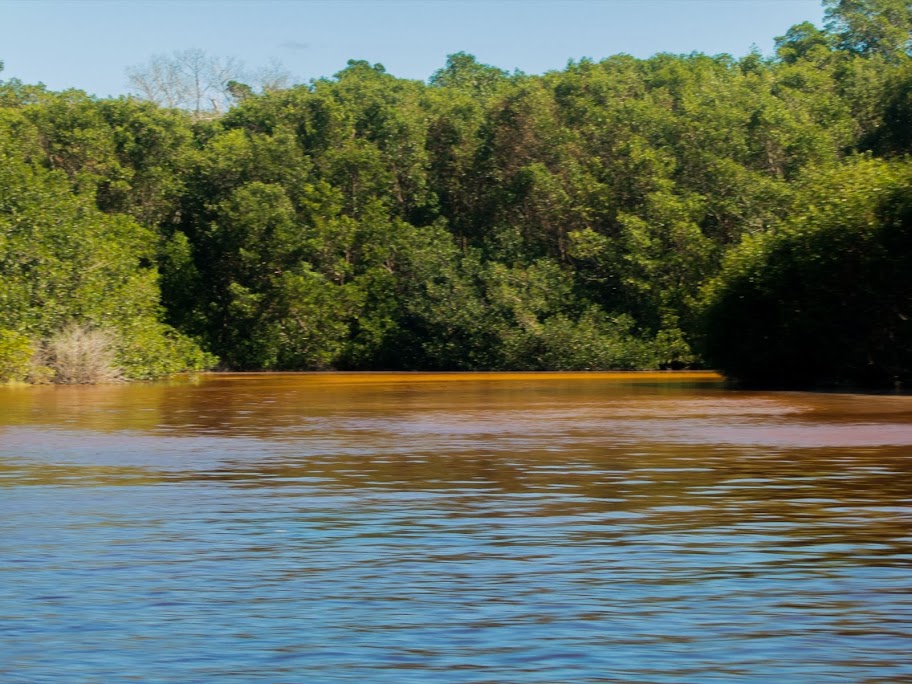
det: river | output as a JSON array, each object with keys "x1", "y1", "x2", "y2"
[{"x1": 1, "y1": 372, "x2": 911, "y2": 682}]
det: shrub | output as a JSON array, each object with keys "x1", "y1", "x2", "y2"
[
  {"x1": 0, "y1": 329, "x2": 33, "y2": 382},
  {"x1": 116, "y1": 321, "x2": 217, "y2": 380},
  {"x1": 43, "y1": 324, "x2": 123, "y2": 384}
]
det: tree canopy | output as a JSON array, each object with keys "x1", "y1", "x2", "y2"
[{"x1": 1, "y1": 0, "x2": 910, "y2": 386}]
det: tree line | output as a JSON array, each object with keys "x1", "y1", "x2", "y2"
[{"x1": 1, "y1": 0, "x2": 910, "y2": 386}]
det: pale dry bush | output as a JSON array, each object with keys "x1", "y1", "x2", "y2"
[{"x1": 43, "y1": 324, "x2": 123, "y2": 384}]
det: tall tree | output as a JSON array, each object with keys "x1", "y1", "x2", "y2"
[
  {"x1": 430, "y1": 52, "x2": 511, "y2": 98},
  {"x1": 824, "y1": 0, "x2": 912, "y2": 59}
]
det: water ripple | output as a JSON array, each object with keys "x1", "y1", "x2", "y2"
[{"x1": 1, "y1": 374, "x2": 911, "y2": 682}]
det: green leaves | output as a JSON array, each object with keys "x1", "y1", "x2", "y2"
[
  {"x1": 3, "y1": 6, "x2": 911, "y2": 380},
  {"x1": 0, "y1": 110, "x2": 212, "y2": 379},
  {"x1": 824, "y1": 0, "x2": 912, "y2": 60},
  {"x1": 430, "y1": 53, "x2": 511, "y2": 99},
  {"x1": 0, "y1": 329, "x2": 33, "y2": 383},
  {"x1": 700, "y1": 157, "x2": 912, "y2": 386}
]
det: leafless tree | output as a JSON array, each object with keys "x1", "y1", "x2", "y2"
[
  {"x1": 252, "y1": 58, "x2": 293, "y2": 93},
  {"x1": 127, "y1": 49, "x2": 292, "y2": 116}
]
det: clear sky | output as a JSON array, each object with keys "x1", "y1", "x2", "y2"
[{"x1": 1, "y1": 0, "x2": 825, "y2": 98}]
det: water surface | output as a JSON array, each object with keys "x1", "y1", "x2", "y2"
[{"x1": 1, "y1": 372, "x2": 911, "y2": 682}]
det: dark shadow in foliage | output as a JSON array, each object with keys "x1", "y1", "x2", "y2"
[{"x1": 700, "y1": 159, "x2": 912, "y2": 388}]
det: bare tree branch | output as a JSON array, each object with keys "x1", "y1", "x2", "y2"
[{"x1": 127, "y1": 49, "x2": 293, "y2": 115}]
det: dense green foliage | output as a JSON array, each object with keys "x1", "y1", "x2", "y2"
[
  {"x1": 0, "y1": 104, "x2": 213, "y2": 380},
  {"x1": 701, "y1": 158, "x2": 912, "y2": 386},
  {"x1": 1, "y1": 0, "x2": 909, "y2": 384},
  {"x1": 0, "y1": 328, "x2": 32, "y2": 382}
]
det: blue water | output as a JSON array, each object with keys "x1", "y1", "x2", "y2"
[{"x1": 1, "y1": 374, "x2": 911, "y2": 683}]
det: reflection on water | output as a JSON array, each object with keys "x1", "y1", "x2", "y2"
[{"x1": 1, "y1": 372, "x2": 911, "y2": 682}]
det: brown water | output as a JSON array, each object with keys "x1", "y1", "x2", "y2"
[{"x1": 1, "y1": 372, "x2": 911, "y2": 682}]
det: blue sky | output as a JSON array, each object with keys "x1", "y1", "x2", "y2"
[{"x1": 1, "y1": 0, "x2": 825, "y2": 98}]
